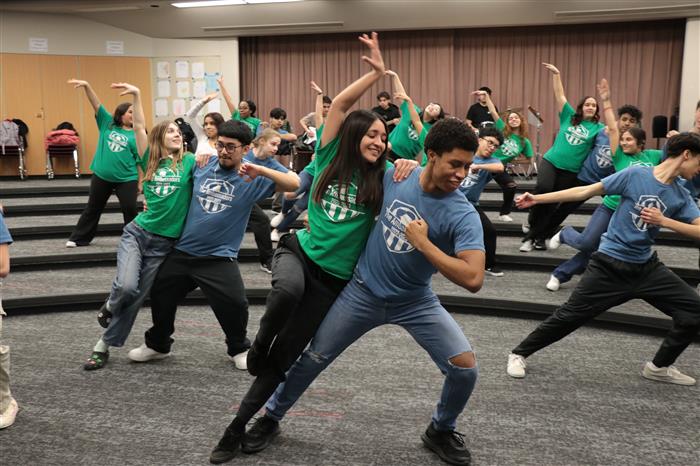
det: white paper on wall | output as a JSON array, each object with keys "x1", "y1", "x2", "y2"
[
  {"x1": 29, "y1": 37, "x2": 48, "y2": 52},
  {"x1": 176, "y1": 81, "x2": 190, "y2": 98},
  {"x1": 193, "y1": 81, "x2": 206, "y2": 99},
  {"x1": 172, "y1": 99, "x2": 186, "y2": 116},
  {"x1": 175, "y1": 60, "x2": 189, "y2": 78},
  {"x1": 157, "y1": 62, "x2": 170, "y2": 79},
  {"x1": 191, "y1": 62, "x2": 205, "y2": 79},
  {"x1": 157, "y1": 81, "x2": 171, "y2": 98},
  {"x1": 155, "y1": 99, "x2": 169, "y2": 117},
  {"x1": 208, "y1": 99, "x2": 221, "y2": 114},
  {"x1": 205, "y1": 72, "x2": 220, "y2": 93}
]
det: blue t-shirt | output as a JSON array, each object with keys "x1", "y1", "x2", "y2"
[
  {"x1": 0, "y1": 213, "x2": 13, "y2": 245},
  {"x1": 458, "y1": 155, "x2": 500, "y2": 205},
  {"x1": 679, "y1": 174, "x2": 700, "y2": 200},
  {"x1": 175, "y1": 155, "x2": 288, "y2": 257},
  {"x1": 355, "y1": 167, "x2": 484, "y2": 301},
  {"x1": 578, "y1": 131, "x2": 613, "y2": 184},
  {"x1": 599, "y1": 166, "x2": 700, "y2": 263}
]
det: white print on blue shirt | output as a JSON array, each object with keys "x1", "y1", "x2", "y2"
[
  {"x1": 565, "y1": 125, "x2": 590, "y2": 146},
  {"x1": 596, "y1": 144, "x2": 612, "y2": 168},
  {"x1": 197, "y1": 178, "x2": 235, "y2": 214},
  {"x1": 381, "y1": 199, "x2": 422, "y2": 254},
  {"x1": 630, "y1": 195, "x2": 666, "y2": 232}
]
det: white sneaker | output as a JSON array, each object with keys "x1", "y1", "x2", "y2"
[
  {"x1": 270, "y1": 229, "x2": 281, "y2": 242},
  {"x1": 128, "y1": 344, "x2": 171, "y2": 362},
  {"x1": 548, "y1": 231, "x2": 562, "y2": 250},
  {"x1": 229, "y1": 350, "x2": 248, "y2": 371},
  {"x1": 521, "y1": 223, "x2": 530, "y2": 234},
  {"x1": 546, "y1": 275, "x2": 560, "y2": 291},
  {"x1": 507, "y1": 353, "x2": 527, "y2": 378},
  {"x1": 641, "y1": 362, "x2": 696, "y2": 386},
  {"x1": 0, "y1": 398, "x2": 18, "y2": 429},
  {"x1": 497, "y1": 214, "x2": 514, "y2": 222},
  {"x1": 270, "y1": 212, "x2": 285, "y2": 228},
  {"x1": 65, "y1": 240, "x2": 77, "y2": 248},
  {"x1": 519, "y1": 240, "x2": 533, "y2": 252}
]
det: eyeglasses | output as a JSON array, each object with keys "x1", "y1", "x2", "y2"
[
  {"x1": 215, "y1": 142, "x2": 243, "y2": 153},
  {"x1": 483, "y1": 139, "x2": 500, "y2": 149}
]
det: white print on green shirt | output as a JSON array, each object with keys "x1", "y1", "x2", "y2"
[
  {"x1": 321, "y1": 182, "x2": 364, "y2": 222},
  {"x1": 108, "y1": 131, "x2": 129, "y2": 152},
  {"x1": 150, "y1": 166, "x2": 183, "y2": 198},
  {"x1": 501, "y1": 138, "x2": 520, "y2": 157},
  {"x1": 565, "y1": 125, "x2": 590, "y2": 146}
]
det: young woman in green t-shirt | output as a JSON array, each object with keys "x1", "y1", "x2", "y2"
[
  {"x1": 66, "y1": 79, "x2": 141, "y2": 249},
  {"x1": 522, "y1": 63, "x2": 605, "y2": 251},
  {"x1": 84, "y1": 83, "x2": 196, "y2": 371},
  {"x1": 210, "y1": 32, "x2": 417, "y2": 463},
  {"x1": 218, "y1": 75, "x2": 262, "y2": 135}
]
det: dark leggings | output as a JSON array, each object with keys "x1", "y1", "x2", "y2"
[
  {"x1": 230, "y1": 234, "x2": 348, "y2": 431},
  {"x1": 491, "y1": 170, "x2": 517, "y2": 216},
  {"x1": 248, "y1": 203, "x2": 274, "y2": 265},
  {"x1": 526, "y1": 159, "x2": 580, "y2": 242},
  {"x1": 476, "y1": 206, "x2": 497, "y2": 269},
  {"x1": 69, "y1": 175, "x2": 138, "y2": 245}
]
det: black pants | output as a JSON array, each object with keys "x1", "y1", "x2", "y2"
[
  {"x1": 248, "y1": 203, "x2": 274, "y2": 265},
  {"x1": 513, "y1": 252, "x2": 700, "y2": 367},
  {"x1": 476, "y1": 206, "x2": 497, "y2": 269},
  {"x1": 69, "y1": 175, "x2": 138, "y2": 245},
  {"x1": 526, "y1": 159, "x2": 580, "y2": 242},
  {"x1": 233, "y1": 234, "x2": 348, "y2": 428},
  {"x1": 491, "y1": 170, "x2": 517, "y2": 216},
  {"x1": 145, "y1": 250, "x2": 250, "y2": 356}
]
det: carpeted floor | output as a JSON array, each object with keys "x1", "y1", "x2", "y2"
[{"x1": 1, "y1": 305, "x2": 698, "y2": 466}]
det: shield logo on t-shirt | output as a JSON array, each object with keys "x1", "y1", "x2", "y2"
[
  {"x1": 197, "y1": 178, "x2": 235, "y2": 214},
  {"x1": 381, "y1": 199, "x2": 421, "y2": 254},
  {"x1": 321, "y1": 182, "x2": 363, "y2": 222},
  {"x1": 565, "y1": 125, "x2": 589, "y2": 146},
  {"x1": 149, "y1": 166, "x2": 181, "y2": 198},
  {"x1": 630, "y1": 195, "x2": 667, "y2": 231},
  {"x1": 596, "y1": 145, "x2": 612, "y2": 168},
  {"x1": 501, "y1": 138, "x2": 519, "y2": 157},
  {"x1": 107, "y1": 131, "x2": 129, "y2": 152}
]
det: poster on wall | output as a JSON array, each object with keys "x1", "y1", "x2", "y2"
[
  {"x1": 175, "y1": 60, "x2": 189, "y2": 79},
  {"x1": 208, "y1": 99, "x2": 221, "y2": 114},
  {"x1": 172, "y1": 99, "x2": 186, "y2": 116},
  {"x1": 157, "y1": 81, "x2": 171, "y2": 98},
  {"x1": 157, "y1": 62, "x2": 170, "y2": 79},
  {"x1": 155, "y1": 99, "x2": 169, "y2": 117},
  {"x1": 204, "y1": 72, "x2": 221, "y2": 93},
  {"x1": 176, "y1": 81, "x2": 190, "y2": 98},
  {"x1": 192, "y1": 62, "x2": 205, "y2": 79},
  {"x1": 193, "y1": 81, "x2": 206, "y2": 99}
]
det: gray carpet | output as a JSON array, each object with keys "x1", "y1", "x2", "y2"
[{"x1": 1, "y1": 305, "x2": 698, "y2": 466}]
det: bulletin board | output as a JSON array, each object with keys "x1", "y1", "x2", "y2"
[{"x1": 150, "y1": 56, "x2": 222, "y2": 125}]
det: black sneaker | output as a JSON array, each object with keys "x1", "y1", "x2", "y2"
[
  {"x1": 241, "y1": 415, "x2": 280, "y2": 454},
  {"x1": 259, "y1": 260, "x2": 273, "y2": 274},
  {"x1": 421, "y1": 423, "x2": 471, "y2": 466},
  {"x1": 533, "y1": 239, "x2": 547, "y2": 250},
  {"x1": 97, "y1": 301, "x2": 112, "y2": 328},
  {"x1": 210, "y1": 427, "x2": 244, "y2": 464},
  {"x1": 485, "y1": 267, "x2": 504, "y2": 277},
  {"x1": 246, "y1": 340, "x2": 269, "y2": 377}
]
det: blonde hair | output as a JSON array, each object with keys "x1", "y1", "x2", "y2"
[
  {"x1": 252, "y1": 128, "x2": 281, "y2": 148},
  {"x1": 502, "y1": 111, "x2": 529, "y2": 140},
  {"x1": 144, "y1": 120, "x2": 184, "y2": 181}
]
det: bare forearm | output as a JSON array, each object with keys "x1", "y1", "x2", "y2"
[
  {"x1": 659, "y1": 217, "x2": 700, "y2": 240},
  {"x1": 552, "y1": 73, "x2": 566, "y2": 110},
  {"x1": 83, "y1": 84, "x2": 101, "y2": 113},
  {"x1": 219, "y1": 81, "x2": 236, "y2": 115},
  {"x1": 263, "y1": 168, "x2": 300, "y2": 192},
  {"x1": 0, "y1": 243, "x2": 9, "y2": 278},
  {"x1": 475, "y1": 162, "x2": 504, "y2": 173},
  {"x1": 314, "y1": 94, "x2": 324, "y2": 128},
  {"x1": 131, "y1": 91, "x2": 148, "y2": 155},
  {"x1": 333, "y1": 71, "x2": 383, "y2": 114},
  {"x1": 415, "y1": 240, "x2": 483, "y2": 292},
  {"x1": 534, "y1": 183, "x2": 603, "y2": 204},
  {"x1": 391, "y1": 73, "x2": 407, "y2": 96}
]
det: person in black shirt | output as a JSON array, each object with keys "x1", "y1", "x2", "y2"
[
  {"x1": 466, "y1": 86, "x2": 498, "y2": 130},
  {"x1": 372, "y1": 91, "x2": 401, "y2": 134}
]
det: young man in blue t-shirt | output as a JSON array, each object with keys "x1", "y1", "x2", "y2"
[
  {"x1": 459, "y1": 125, "x2": 506, "y2": 276},
  {"x1": 508, "y1": 133, "x2": 700, "y2": 386},
  {"x1": 126, "y1": 120, "x2": 299, "y2": 369},
  {"x1": 238, "y1": 119, "x2": 485, "y2": 466}
]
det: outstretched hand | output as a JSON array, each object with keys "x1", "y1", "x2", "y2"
[
  {"x1": 68, "y1": 79, "x2": 89, "y2": 88},
  {"x1": 596, "y1": 78, "x2": 610, "y2": 101},
  {"x1": 110, "y1": 82, "x2": 140, "y2": 96},
  {"x1": 515, "y1": 192, "x2": 537, "y2": 209},
  {"x1": 310, "y1": 80, "x2": 323, "y2": 95},
  {"x1": 204, "y1": 91, "x2": 218, "y2": 103},
  {"x1": 358, "y1": 32, "x2": 385, "y2": 74},
  {"x1": 542, "y1": 63, "x2": 560, "y2": 75},
  {"x1": 393, "y1": 91, "x2": 410, "y2": 102}
]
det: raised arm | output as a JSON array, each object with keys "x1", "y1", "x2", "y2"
[
  {"x1": 217, "y1": 75, "x2": 236, "y2": 116},
  {"x1": 542, "y1": 63, "x2": 567, "y2": 113},
  {"x1": 238, "y1": 163, "x2": 301, "y2": 192},
  {"x1": 68, "y1": 79, "x2": 101, "y2": 114},
  {"x1": 110, "y1": 83, "x2": 147, "y2": 157},
  {"x1": 311, "y1": 81, "x2": 325, "y2": 129},
  {"x1": 185, "y1": 91, "x2": 218, "y2": 141},
  {"x1": 387, "y1": 68, "x2": 407, "y2": 97},
  {"x1": 320, "y1": 32, "x2": 386, "y2": 147},
  {"x1": 474, "y1": 90, "x2": 499, "y2": 123},
  {"x1": 392, "y1": 87, "x2": 423, "y2": 134},
  {"x1": 516, "y1": 182, "x2": 604, "y2": 208},
  {"x1": 596, "y1": 78, "x2": 618, "y2": 149}
]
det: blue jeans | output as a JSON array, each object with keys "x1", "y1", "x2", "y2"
[
  {"x1": 553, "y1": 204, "x2": 614, "y2": 283},
  {"x1": 264, "y1": 276, "x2": 478, "y2": 431},
  {"x1": 102, "y1": 221, "x2": 175, "y2": 347},
  {"x1": 277, "y1": 171, "x2": 313, "y2": 233}
]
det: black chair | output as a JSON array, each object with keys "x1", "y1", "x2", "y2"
[
  {"x1": 1, "y1": 139, "x2": 27, "y2": 180},
  {"x1": 652, "y1": 115, "x2": 668, "y2": 149}
]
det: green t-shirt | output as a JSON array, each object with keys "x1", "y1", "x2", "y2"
[
  {"x1": 389, "y1": 100, "x2": 432, "y2": 160},
  {"x1": 493, "y1": 118, "x2": 534, "y2": 164},
  {"x1": 232, "y1": 109, "x2": 261, "y2": 135},
  {"x1": 543, "y1": 102, "x2": 604, "y2": 173},
  {"x1": 89, "y1": 105, "x2": 140, "y2": 183},
  {"x1": 602, "y1": 148, "x2": 663, "y2": 211},
  {"x1": 134, "y1": 150, "x2": 196, "y2": 238},
  {"x1": 297, "y1": 135, "x2": 380, "y2": 280}
]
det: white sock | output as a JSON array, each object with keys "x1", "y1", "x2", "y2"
[{"x1": 93, "y1": 339, "x2": 109, "y2": 353}]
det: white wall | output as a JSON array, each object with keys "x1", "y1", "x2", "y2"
[{"x1": 679, "y1": 17, "x2": 700, "y2": 131}]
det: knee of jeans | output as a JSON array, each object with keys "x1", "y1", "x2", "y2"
[
  {"x1": 114, "y1": 280, "x2": 141, "y2": 302},
  {"x1": 449, "y1": 351, "x2": 476, "y2": 369},
  {"x1": 306, "y1": 349, "x2": 331, "y2": 369},
  {"x1": 506, "y1": 182, "x2": 517, "y2": 190}
]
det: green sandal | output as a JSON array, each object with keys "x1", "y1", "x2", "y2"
[{"x1": 83, "y1": 351, "x2": 109, "y2": 371}]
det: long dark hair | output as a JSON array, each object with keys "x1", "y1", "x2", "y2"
[
  {"x1": 312, "y1": 110, "x2": 387, "y2": 215},
  {"x1": 204, "y1": 112, "x2": 225, "y2": 131},
  {"x1": 571, "y1": 96, "x2": 599, "y2": 126},
  {"x1": 112, "y1": 102, "x2": 132, "y2": 128}
]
